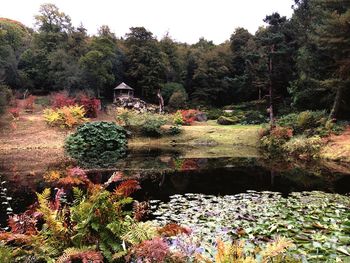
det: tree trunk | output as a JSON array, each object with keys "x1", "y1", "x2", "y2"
[
  {"x1": 157, "y1": 89, "x2": 164, "y2": 113},
  {"x1": 268, "y1": 44, "x2": 275, "y2": 129},
  {"x1": 329, "y1": 85, "x2": 343, "y2": 120}
]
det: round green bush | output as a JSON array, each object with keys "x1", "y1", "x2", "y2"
[{"x1": 64, "y1": 121, "x2": 127, "y2": 167}]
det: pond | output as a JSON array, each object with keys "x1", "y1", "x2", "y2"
[{"x1": 0, "y1": 145, "x2": 350, "y2": 261}]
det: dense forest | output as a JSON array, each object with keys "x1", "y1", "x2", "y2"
[{"x1": 0, "y1": 0, "x2": 349, "y2": 119}]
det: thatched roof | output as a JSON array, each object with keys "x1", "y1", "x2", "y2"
[{"x1": 114, "y1": 82, "x2": 133, "y2": 90}]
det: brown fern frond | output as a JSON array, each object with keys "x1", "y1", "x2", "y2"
[
  {"x1": 158, "y1": 223, "x2": 191, "y2": 237},
  {"x1": 114, "y1": 180, "x2": 141, "y2": 197}
]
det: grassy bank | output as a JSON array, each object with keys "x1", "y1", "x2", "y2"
[{"x1": 0, "y1": 112, "x2": 261, "y2": 152}]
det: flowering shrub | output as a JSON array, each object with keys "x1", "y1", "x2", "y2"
[{"x1": 43, "y1": 105, "x2": 87, "y2": 129}]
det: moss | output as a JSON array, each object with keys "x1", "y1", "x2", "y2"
[{"x1": 217, "y1": 116, "x2": 239, "y2": 125}]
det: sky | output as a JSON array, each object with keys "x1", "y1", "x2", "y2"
[{"x1": 0, "y1": 0, "x2": 295, "y2": 44}]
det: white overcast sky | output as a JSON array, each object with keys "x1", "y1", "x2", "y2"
[{"x1": 0, "y1": 0, "x2": 295, "y2": 44}]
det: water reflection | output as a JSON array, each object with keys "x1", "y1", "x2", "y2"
[{"x1": 0, "y1": 146, "x2": 349, "y2": 226}]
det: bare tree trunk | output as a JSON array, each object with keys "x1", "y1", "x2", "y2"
[
  {"x1": 157, "y1": 89, "x2": 164, "y2": 113},
  {"x1": 268, "y1": 44, "x2": 275, "y2": 129},
  {"x1": 329, "y1": 85, "x2": 343, "y2": 120}
]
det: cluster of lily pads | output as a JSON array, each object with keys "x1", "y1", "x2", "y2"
[{"x1": 151, "y1": 191, "x2": 350, "y2": 262}]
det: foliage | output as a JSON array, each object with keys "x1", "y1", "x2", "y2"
[
  {"x1": 51, "y1": 91, "x2": 76, "y2": 108},
  {"x1": 116, "y1": 109, "x2": 167, "y2": 137},
  {"x1": 51, "y1": 91, "x2": 101, "y2": 118},
  {"x1": 167, "y1": 125, "x2": 182, "y2": 136},
  {"x1": 126, "y1": 237, "x2": 170, "y2": 262},
  {"x1": 8, "y1": 108, "x2": 19, "y2": 119},
  {"x1": 56, "y1": 247, "x2": 103, "y2": 263},
  {"x1": 0, "y1": 85, "x2": 12, "y2": 115},
  {"x1": 43, "y1": 105, "x2": 87, "y2": 129},
  {"x1": 140, "y1": 114, "x2": 167, "y2": 137},
  {"x1": 173, "y1": 111, "x2": 184, "y2": 125},
  {"x1": 64, "y1": 121, "x2": 127, "y2": 167},
  {"x1": 174, "y1": 110, "x2": 199, "y2": 126},
  {"x1": 77, "y1": 94, "x2": 100, "y2": 118},
  {"x1": 205, "y1": 108, "x2": 223, "y2": 120},
  {"x1": 217, "y1": 115, "x2": 239, "y2": 125},
  {"x1": 161, "y1": 82, "x2": 187, "y2": 104},
  {"x1": 282, "y1": 135, "x2": 323, "y2": 160},
  {"x1": 23, "y1": 95, "x2": 36, "y2": 112},
  {"x1": 168, "y1": 91, "x2": 188, "y2": 111},
  {"x1": 259, "y1": 126, "x2": 293, "y2": 155}
]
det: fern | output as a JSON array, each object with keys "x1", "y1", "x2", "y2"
[
  {"x1": 56, "y1": 246, "x2": 103, "y2": 263},
  {"x1": 122, "y1": 220, "x2": 158, "y2": 245},
  {"x1": 36, "y1": 189, "x2": 68, "y2": 237}
]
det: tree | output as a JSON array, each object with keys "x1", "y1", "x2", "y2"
[{"x1": 124, "y1": 27, "x2": 166, "y2": 101}]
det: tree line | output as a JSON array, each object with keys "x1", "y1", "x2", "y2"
[{"x1": 0, "y1": 0, "x2": 349, "y2": 118}]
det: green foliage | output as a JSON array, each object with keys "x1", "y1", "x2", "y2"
[
  {"x1": 205, "y1": 108, "x2": 223, "y2": 120},
  {"x1": 168, "y1": 90, "x2": 188, "y2": 111},
  {"x1": 276, "y1": 110, "x2": 333, "y2": 136},
  {"x1": 0, "y1": 245, "x2": 13, "y2": 262},
  {"x1": 64, "y1": 121, "x2": 127, "y2": 167},
  {"x1": 166, "y1": 125, "x2": 182, "y2": 136},
  {"x1": 172, "y1": 111, "x2": 184, "y2": 125},
  {"x1": 282, "y1": 135, "x2": 323, "y2": 160},
  {"x1": 0, "y1": 85, "x2": 12, "y2": 115},
  {"x1": 116, "y1": 109, "x2": 167, "y2": 137},
  {"x1": 161, "y1": 82, "x2": 186, "y2": 103},
  {"x1": 140, "y1": 115, "x2": 166, "y2": 137}
]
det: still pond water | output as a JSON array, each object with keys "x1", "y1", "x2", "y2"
[{"x1": 0, "y1": 145, "x2": 349, "y2": 226}]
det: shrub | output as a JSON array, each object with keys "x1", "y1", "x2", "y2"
[
  {"x1": 64, "y1": 121, "x2": 127, "y2": 167},
  {"x1": 23, "y1": 95, "x2": 36, "y2": 112},
  {"x1": 173, "y1": 111, "x2": 184, "y2": 125},
  {"x1": 77, "y1": 95, "x2": 100, "y2": 118},
  {"x1": 166, "y1": 125, "x2": 182, "y2": 136},
  {"x1": 140, "y1": 115, "x2": 166, "y2": 137},
  {"x1": 277, "y1": 110, "x2": 327, "y2": 135},
  {"x1": 43, "y1": 105, "x2": 87, "y2": 129},
  {"x1": 8, "y1": 108, "x2": 20, "y2": 119},
  {"x1": 174, "y1": 110, "x2": 199, "y2": 125},
  {"x1": 34, "y1": 96, "x2": 51, "y2": 107},
  {"x1": 51, "y1": 91, "x2": 76, "y2": 108},
  {"x1": 282, "y1": 135, "x2": 323, "y2": 160},
  {"x1": 205, "y1": 108, "x2": 223, "y2": 120},
  {"x1": 161, "y1": 82, "x2": 186, "y2": 103},
  {"x1": 0, "y1": 85, "x2": 12, "y2": 115},
  {"x1": 217, "y1": 115, "x2": 239, "y2": 125},
  {"x1": 168, "y1": 91, "x2": 187, "y2": 110},
  {"x1": 259, "y1": 126, "x2": 293, "y2": 155}
]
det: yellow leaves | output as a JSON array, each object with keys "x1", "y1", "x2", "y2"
[
  {"x1": 44, "y1": 170, "x2": 61, "y2": 182},
  {"x1": 260, "y1": 236, "x2": 294, "y2": 259},
  {"x1": 196, "y1": 237, "x2": 295, "y2": 263},
  {"x1": 43, "y1": 105, "x2": 88, "y2": 129}
]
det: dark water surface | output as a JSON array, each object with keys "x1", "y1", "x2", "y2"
[{"x1": 0, "y1": 146, "x2": 350, "y2": 226}]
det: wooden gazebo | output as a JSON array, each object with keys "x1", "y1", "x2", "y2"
[{"x1": 113, "y1": 82, "x2": 134, "y2": 103}]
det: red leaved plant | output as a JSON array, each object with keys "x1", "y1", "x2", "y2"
[
  {"x1": 114, "y1": 180, "x2": 141, "y2": 197},
  {"x1": 158, "y1": 223, "x2": 191, "y2": 237},
  {"x1": 126, "y1": 237, "x2": 170, "y2": 263}
]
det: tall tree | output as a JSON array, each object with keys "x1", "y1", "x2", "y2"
[{"x1": 124, "y1": 27, "x2": 166, "y2": 101}]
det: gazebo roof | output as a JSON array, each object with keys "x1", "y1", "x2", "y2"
[{"x1": 114, "y1": 82, "x2": 134, "y2": 90}]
